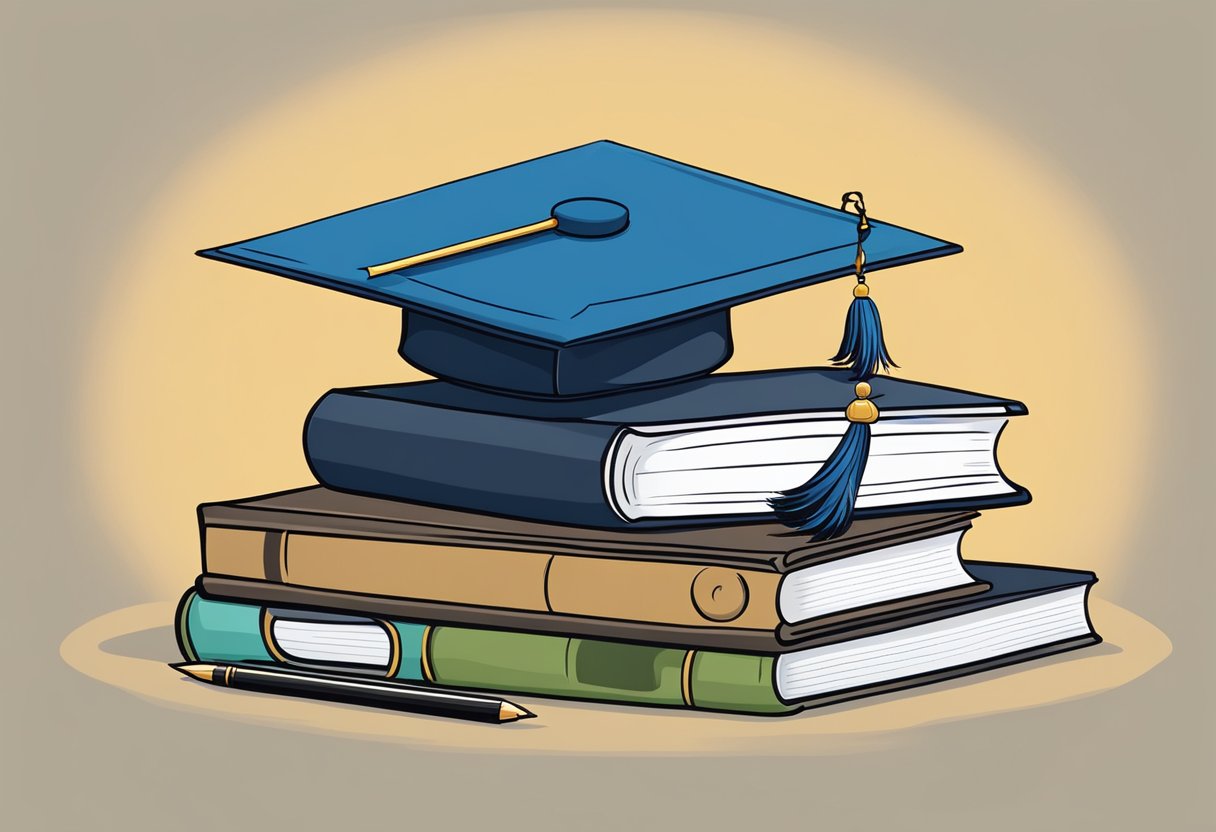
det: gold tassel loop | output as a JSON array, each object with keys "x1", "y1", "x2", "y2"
[
  {"x1": 842, "y1": 191, "x2": 871, "y2": 286},
  {"x1": 845, "y1": 381, "x2": 879, "y2": 424}
]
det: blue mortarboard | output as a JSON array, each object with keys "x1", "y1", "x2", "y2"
[
  {"x1": 201, "y1": 141, "x2": 978, "y2": 541},
  {"x1": 199, "y1": 140, "x2": 959, "y2": 397}
]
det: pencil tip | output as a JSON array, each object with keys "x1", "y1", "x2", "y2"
[
  {"x1": 500, "y1": 702, "x2": 536, "y2": 722},
  {"x1": 170, "y1": 662, "x2": 214, "y2": 683}
]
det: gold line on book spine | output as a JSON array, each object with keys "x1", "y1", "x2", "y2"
[
  {"x1": 381, "y1": 621, "x2": 402, "y2": 679},
  {"x1": 681, "y1": 650, "x2": 697, "y2": 708},
  {"x1": 178, "y1": 592, "x2": 199, "y2": 662},
  {"x1": 420, "y1": 626, "x2": 436, "y2": 683},
  {"x1": 260, "y1": 609, "x2": 289, "y2": 664},
  {"x1": 277, "y1": 532, "x2": 289, "y2": 582}
]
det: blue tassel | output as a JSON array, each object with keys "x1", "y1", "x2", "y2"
[
  {"x1": 832, "y1": 192, "x2": 897, "y2": 381},
  {"x1": 773, "y1": 193, "x2": 896, "y2": 539},
  {"x1": 831, "y1": 288, "x2": 897, "y2": 381},
  {"x1": 768, "y1": 382, "x2": 879, "y2": 540}
]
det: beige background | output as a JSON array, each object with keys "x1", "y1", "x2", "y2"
[{"x1": 2, "y1": 1, "x2": 1213, "y2": 830}]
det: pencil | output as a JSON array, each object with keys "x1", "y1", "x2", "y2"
[{"x1": 171, "y1": 662, "x2": 535, "y2": 724}]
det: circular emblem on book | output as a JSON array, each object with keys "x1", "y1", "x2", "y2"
[{"x1": 691, "y1": 567, "x2": 750, "y2": 622}]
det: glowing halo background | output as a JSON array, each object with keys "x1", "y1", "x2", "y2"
[{"x1": 78, "y1": 9, "x2": 1151, "y2": 596}]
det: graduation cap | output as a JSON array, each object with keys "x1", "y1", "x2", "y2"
[
  {"x1": 199, "y1": 140, "x2": 961, "y2": 538},
  {"x1": 199, "y1": 140, "x2": 957, "y2": 398}
]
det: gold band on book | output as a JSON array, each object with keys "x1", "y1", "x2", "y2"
[
  {"x1": 420, "y1": 626, "x2": 436, "y2": 683},
  {"x1": 380, "y1": 621, "x2": 402, "y2": 679},
  {"x1": 260, "y1": 609, "x2": 289, "y2": 664},
  {"x1": 680, "y1": 650, "x2": 697, "y2": 707},
  {"x1": 177, "y1": 592, "x2": 199, "y2": 662}
]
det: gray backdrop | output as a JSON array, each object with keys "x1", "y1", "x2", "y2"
[{"x1": 3, "y1": 1, "x2": 1212, "y2": 829}]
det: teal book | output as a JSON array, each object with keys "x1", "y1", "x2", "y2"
[{"x1": 177, "y1": 563, "x2": 1099, "y2": 716}]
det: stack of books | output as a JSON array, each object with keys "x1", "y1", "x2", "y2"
[{"x1": 179, "y1": 141, "x2": 1099, "y2": 717}]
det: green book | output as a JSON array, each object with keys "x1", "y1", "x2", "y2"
[{"x1": 176, "y1": 563, "x2": 1099, "y2": 716}]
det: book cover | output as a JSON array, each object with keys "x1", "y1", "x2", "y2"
[
  {"x1": 198, "y1": 488, "x2": 988, "y2": 650},
  {"x1": 178, "y1": 563, "x2": 1099, "y2": 716},
  {"x1": 305, "y1": 367, "x2": 1030, "y2": 528}
]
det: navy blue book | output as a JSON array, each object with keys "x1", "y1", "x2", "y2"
[{"x1": 305, "y1": 367, "x2": 1030, "y2": 529}]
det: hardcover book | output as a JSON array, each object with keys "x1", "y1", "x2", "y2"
[
  {"x1": 198, "y1": 487, "x2": 989, "y2": 651},
  {"x1": 178, "y1": 563, "x2": 1100, "y2": 716},
  {"x1": 305, "y1": 367, "x2": 1029, "y2": 528}
]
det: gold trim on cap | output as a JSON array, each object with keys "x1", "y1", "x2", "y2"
[{"x1": 680, "y1": 650, "x2": 696, "y2": 708}]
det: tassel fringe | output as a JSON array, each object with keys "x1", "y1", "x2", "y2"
[
  {"x1": 768, "y1": 420, "x2": 871, "y2": 541},
  {"x1": 831, "y1": 293, "x2": 897, "y2": 381}
]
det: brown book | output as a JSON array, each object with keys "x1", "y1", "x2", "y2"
[{"x1": 198, "y1": 487, "x2": 989, "y2": 652}]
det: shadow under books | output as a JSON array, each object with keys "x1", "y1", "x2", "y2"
[{"x1": 61, "y1": 599, "x2": 1168, "y2": 757}]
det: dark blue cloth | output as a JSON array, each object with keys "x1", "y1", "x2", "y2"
[{"x1": 200, "y1": 140, "x2": 960, "y2": 348}]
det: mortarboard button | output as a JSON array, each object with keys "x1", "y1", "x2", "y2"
[{"x1": 552, "y1": 198, "x2": 630, "y2": 238}]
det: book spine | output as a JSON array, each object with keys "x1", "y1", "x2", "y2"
[
  {"x1": 176, "y1": 589, "x2": 276, "y2": 665},
  {"x1": 177, "y1": 590, "x2": 792, "y2": 715},
  {"x1": 199, "y1": 576, "x2": 789, "y2": 653},
  {"x1": 202, "y1": 527, "x2": 782, "y2": 630},
  {"x1": 304, "y1": 390, "x2": 632, "y2": 527}
]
